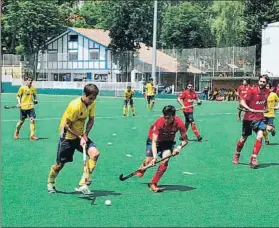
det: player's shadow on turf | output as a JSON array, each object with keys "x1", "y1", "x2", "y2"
[
  {"x1": 77, "y1": 190, "x2": 122, "y2": 205},
  {"x1": 238, "y1": 162, "x2": 279, "y2": 169},
  {"x1": 257, "y1": 163, "x2": 279, "y2": 169},
  {"x1": 188, "y1": 139, "x2": 208, "y2": 142},
  {"x1": 266, "y1": 143, "x2": 279, "y2": 146},
  {"x1": 19, "y1": 137, "x2": 49, "y2": 140},
  {"x1": 141, "y1": 183, "x2": 196, "y2": 192}
]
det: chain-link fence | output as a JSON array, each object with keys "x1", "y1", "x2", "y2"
[{"x1": 3, "y1": 45, "x2": 256, "y2": 92}]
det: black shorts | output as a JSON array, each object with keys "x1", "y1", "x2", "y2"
[
  {"x1": 242, "y1": 120, "x2": 266, "y2": 137},
  {"x1": 183, "y1": 112, "x2": 194, "y2": 123},
  {"x1": 264, "y1": 117, "x2": 274, "y2": 127},
  {"x1": 124, "y1": 99, "x2": 134, "y2": 106},
  {"x1": 56, "y1": 137, "x2": 96, "y2": 164},
  {"x1": 145, "y1": 139, "x2": 175, "y2": 158},
  {"x1": 146, "y1": 96, "x2": 155, "y2": 103},
  {"x1": 20, "y1": 109, "x2": 36, "y2": 121}
]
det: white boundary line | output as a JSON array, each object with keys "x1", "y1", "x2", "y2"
[{"x1": 1, "y1": 112, "x2": 236, "y2": 122}]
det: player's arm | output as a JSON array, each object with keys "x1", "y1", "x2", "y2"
[
  {"x1": 84, "y1": 104, "x2": 96, "y2": 140},
  {"x1": 177, "y1": 94, "x2": 185, "y2": 107},
  {"x1": 33, "y1": 88, "x2": 38, "y2": 104},
  {"x1": 195, "y1": 92, "x2": 202, "y2": 105},
  {"x1": 173, "y1": 122, "x2": 188, "y2": 155},
  {"x1": 239, "y1": 90, "x2": 257, "y2": 112},
  {"x1": 85, "y1": 116, "x2": 94, "y2": 136},
  {"x1": 64, "y1": 118, "x2": 84, "y2": 139},
  {"x1": 274, "y1": 94, "x2": 279, "y2": 110},
  {"x1": 151, "y1": 133, "x2": 158, "y2": 165},
  {"x1": 16, "y1": 87, "x2": 23, "y2": 107}
]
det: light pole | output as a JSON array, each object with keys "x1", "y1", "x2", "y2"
[{"x1": 151, "y1": 0, "x2": 158, "y2": 84}]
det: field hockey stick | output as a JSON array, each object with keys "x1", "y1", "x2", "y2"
[
  {"x1": 82, "y1": 144, "x2": 89, "y2": 183},
  {"x1": 119, "y1": 154, "x2": 175, "y2": 181},
  {"x1": 4, "y1": 103, "x2": 34, "y2": 109},
  {"x1": 176, "y1": 104, "x2": 198, "y2": 111},
  {"x1": 237, "y1": 107, "x2": 265, "y2": 113}
]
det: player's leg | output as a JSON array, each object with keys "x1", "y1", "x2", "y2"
[
  {"x1": 47, "y1": 137, "x2": 75, "y2": 193},
  {"x1": 123, "y1": 100, "x2": 128, "y2": 116},
  {"x1": 232, "y1": 120, "x2": 250, "y2": 164},
  {"x1": 183, "y1": 112, "x2": 190, "y2": 132},
  {"x1": 151, "y1": 96, "x2": 155, "y2": 109},
  {"x1": 14, "y1": 110, "x2": 27, "y2": 139},
  {"x1": 249, "y1": 120, "x2": 266, "y2": 168},
  {"x1": 136, "y1": 140, "x2": 153, "y2": 177},
  {"x1": 188, "y1": 113, "x2": 202, "y2": 141},
  {"x1": 149, "y1": 148, "x2": 171, "y2": 193},
  {"x1": 266, "y1": 117, "x2": 275, "y2": 136},
  {"x1": 29, "y1": 109, "x2": 38, "y2": 140},
  {"x1": 147, "y1": 96, "x2": 151, "y2": 110},
  {"x1": 130, "y1": 99, "x2": 135, "y2": 116},
  {"x1": 76, "y1": 139, "x2": 99, "y2": 193}
]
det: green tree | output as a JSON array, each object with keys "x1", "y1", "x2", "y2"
[
  {"x1": 243, "y1": 0, "x2": 279, "y2": 67},
  {"x1": 210, "y1": 1, "x2": 246, "y2": 47},
  {"x1": 5, "y1": 0, "x2": 65, "y2": 77},
  {"x1": 160, "y1": 2, "x2": 213, "y2": 49}
]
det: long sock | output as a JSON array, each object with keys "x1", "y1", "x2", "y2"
[
  {"x1": 131, "y1": 106, "x2": 135, "y2": 115},
  {"x1": 30, "y1": 122, "x2": 36, "y2": 137},
  {"x1": 185, "y1": 123, "x2": 189, "y2": 133},
  {"x1": 151, "y1": 164, "x2": 168, "y2": 185},
  {"x1": 263, "y1": 131, "x2": 269, "y2": 142},
  {"x1": 148, "y1": 103, "x2": 151, "y2": 110},
  {"x1": 15, "y1": 120, "x2": 24, "y2": 132},
  {"x1": 151, "y1": 101, "x2": 155, "y2": 109},
  {"x1": 252, "y1": 139, "x2": 262, "y2": 156},
  {"x1": 47, "y1": 165, "x2": 59, "y2": 184},
  {"x1": 236, "y1": 140, "x2": 245, "y2": 152},
  {"x1": 123, "y1": 106, "x2": 127, "y2": 115},
  {"x1": 79, "y1": 159, "x2": 97, "y2": 186},
  {"x1": 191, "y1": 123, "x2": 200, "y2": 137}
]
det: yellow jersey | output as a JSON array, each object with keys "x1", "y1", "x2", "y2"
[
  {"x1": 17, "y1": 85, "x2": 37, "y2": 110},
  {"x1": 264, "y1": 92, "x2": 279, "y2": 118},
  {"x1": 59, "y1": 97, "x2": 96, "y2": 140},
  {"x1": 124, "y1": 89, "x2": 134, "y2": 100},
  {"x1": 145, "y1": 83, "x2": 155, "y2": 96}
]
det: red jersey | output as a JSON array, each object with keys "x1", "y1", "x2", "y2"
[
  {"x1": 276, "y1": 86, "x2": 279, "y2": 96},
  {"x1": 148, "y1": 116, "x2": 186, "y2": 142},
  {"x1": 243, "y1": 86, "x2": 269, "y2": 121},
  {"x1": 237, "y1": 85, "x2": 251, "y2": 101},
  {"x1": 178, "y1": 90, "x2": 198, "y2": 113}
]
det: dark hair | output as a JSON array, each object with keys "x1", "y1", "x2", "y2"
[
  {"x1": 127, "y1": 85, "x2": 131, "y2": 89},
  {"x1": 259, "y1": 75, "x2": 269, "y2": 83},
  {"x1": 162, "y1": 105, "x2": 176, "y2": 116},
  {"x1": 83, "y1": 84, "x2": 99, "y2": 96},
  {"x1": 243, "y1": 78, "x2": 251, "y2": 85},
  {"x1": 149, "y1": 78, "x2": 153, "y2": 81}
]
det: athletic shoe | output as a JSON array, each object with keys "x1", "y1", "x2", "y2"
[
  {"x1": 30, "y1": 136, "x2": 39, "y2": 141},
  {"x1": 14, "y1": 131, "x2": 19, "y2": 140},
  {"x1": 197, "y1": 136, "x2": 203, "y2": 142},
  {"x1": 75, "y1": 185, "x2": 92, "y2": 195},
  {"x1": 47, "y1": 183, "x2": 56, "y2": 193},
  {"x1": 265, "y1": 140, "x2": 270, "y2": 145},
  {"x1": 148, "y1": 183, "x2": 163, "y2": 193},
  {"x1": 248, "y1": 157, "x2": 259, "y2": 169},
  {"x1": 271, "y1": 129, "x2": 276, "y2": 137},
  {"x1": 232, "y1": 152, "x2": 240, "y2": 164}
]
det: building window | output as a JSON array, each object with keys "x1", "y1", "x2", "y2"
[
  {"x1": 48, "y1": 52, "x2": 58, "y2": 62},
  {"x1": 69, "y1": 35, "x2": 78, "y2": 42},
  {"x1": 89, "y1": 51, "x2": 99, "y2": 60},
  {"x1": 69, "y1": 51, "x2": 78, "y2": 61}
]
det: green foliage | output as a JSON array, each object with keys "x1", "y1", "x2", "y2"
[
  {"x1": 210, "y1": 1, "x2": 246, "y2": 47},
  {"x1": 160, "y1": 2, "x2": 214, "y2": 49}
]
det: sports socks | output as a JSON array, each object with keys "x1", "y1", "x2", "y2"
[
  {"x1": 151, "y1": 163, "x2": 168, "y2": 184},
  {"x1": 30, "y1": 122, "x2": 36, "y2": 136},
  {"x1": 15, "y1": 120, "x2": 24, "y2": 133},
  {"x1": 252, "y1": 139, "x2": 262, "y2": 156},
  {"x1": 79, "y1": 159, "x2": 97, "y2": 186}
]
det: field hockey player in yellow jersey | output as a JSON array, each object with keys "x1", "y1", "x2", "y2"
[
  {"x1": 47, "y1": 84, "x2": 100, "y2": 194},
  {"x1": 263, "y1": 84, "x2": 279, "y2": 144},
  {"x1": 123, "y1": 86, "x2": 135, "y2": 116},
  {"x1": 14, "y1": 76, "x2": 38, "y2": 140},
  {"x1": 145, "y1": 78, "x2": 155, "y2": 110}
]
